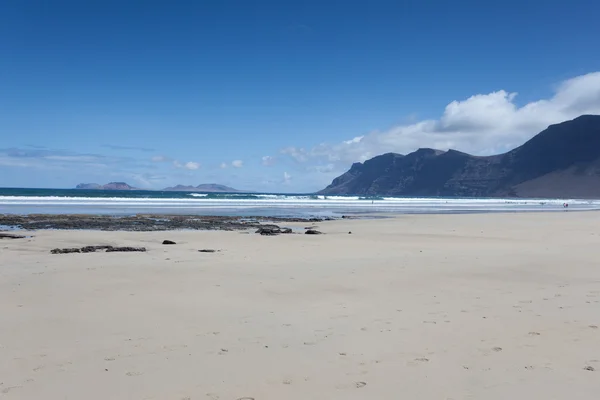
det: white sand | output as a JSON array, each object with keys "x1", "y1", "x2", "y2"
[{"x1": 1, "y1": 212, "x2": 599, "y2": 399}]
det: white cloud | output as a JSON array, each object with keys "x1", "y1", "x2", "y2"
[
  {"x1": 173, "y1": 160, "x2": 200, "y2": 170},
  {"x1": 280, "y1": 71, "x2": 600, "y2": 167},
  {"x1": 261, "y1": 155, "x2": 276, "y2": 166},
  {"x1": 152, "y1": 155, "x2": 169, "y2": 162},
  {"x1": 220, "y1": 160, "x2": 244, "y2": 168},
  {"x1": 308, "y1": 163, "x2": 336, "y2": 173},
  {"x1": 283, "y1": 171, "x2": 292, "y2": 184},
  {"x1": 344, "y1": 136, "x2": 364, "y2": 145},
  {"x1": 0, "y1": 147, "x2": 134, "y2": 171},
  {"x1": 0, "y1": 157, "x2": 38, "y2": 168},
  {"x1": 280, "y1": 147, "x2": 309, "y2": 162},
  {"x1": 124, "y1": 172, "x2": 166, "y2": 188},
  {"x1": 44, "y1": 155, "x2": 102, "y2": 162},
  {"x1": 184, "y1": 161, "x2": 200, "y2": 170}
]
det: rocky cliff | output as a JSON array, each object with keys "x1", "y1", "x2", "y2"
[{"x1": 319, "y1": 115, "x2": 600, "y2": 198}]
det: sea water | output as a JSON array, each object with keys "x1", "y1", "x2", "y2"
[{"x1": 0, "y1": 188, "x2": 597, "y2": 217}]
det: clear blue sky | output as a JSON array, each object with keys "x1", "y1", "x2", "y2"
[{"x1": 1, "y1": 0, "x2": 600, "y2": 191}]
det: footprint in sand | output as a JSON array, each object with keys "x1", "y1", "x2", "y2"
[
  {"x1": 163, "y1": 344, "x2": 188, "y2": 352},
  {"x1": 355, "y1": 381, "x2": 367, "y2": 388},
  {"x1": 492, "y1": 347, "x2": 503, "y2": 352},
  {"x1": 2, "y1": 386, "x2": 23, "y2": 394},
  {"x1": 528, "y1": 332, "x2": 541, "y2": 336},
  {"x1": 126, "y1": 371, "x2": 143, "y2": 377},
  {"x1": 408, "y1": 358, "x2": 429, "y2": 367}
]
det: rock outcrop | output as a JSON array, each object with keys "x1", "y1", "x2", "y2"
[
  {"x1": 76, "y1": 182, "x2": 137, "y2": 190},
  {"x1": 319, "y1": 115, "x2": 600, "y2": 198},
  {"x1": 51, "y1": 245, "x2": 146, "y2": 254}
]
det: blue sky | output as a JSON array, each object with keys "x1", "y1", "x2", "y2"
[{"x1": 1, "y1": 0, "x2": 600, "y2": 192}]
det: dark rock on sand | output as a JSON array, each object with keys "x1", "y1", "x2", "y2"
[
  {"x1": 51, "y1": 246, "x2": 146, "y2": 254},
  {"x1": 105, "y1": 246, "x2": 146, "y2": 252},
  {"x1": 256, "y1": 227, "x2": 279, "y2": 235},
  {"x1": 0, "y1": 214, "x2": 329, "y2": 232},
  {"x1": 305, "y1": 229, "x2": 323, "y2": 235},
  {"x1": 81, "y1": 245, "x2": 113, "y2": 253},
  {"x1": 198, "y1": 249, "x2": 218, "y2": 253},
  {"x1": 162, "y1": 240, "x2": 176, "y2": 245},
  {"x1": 0, "y1": 233, "x2": 27, "y2": 239},
  {"x1": 256, "y1": 226, "x2": 294, "y2": 235},
  {"x1": 51, "y1": 248, "x2": 82, "y2": 254}
]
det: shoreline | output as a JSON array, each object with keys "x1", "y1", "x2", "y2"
[{"x1": 2, "y1": 190, "x2": 597, "y2": 218}]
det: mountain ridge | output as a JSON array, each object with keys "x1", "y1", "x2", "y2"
[
  {"x1": 76, "y1": 182, "x2": 138, "y2": 190},
  {"x1": 319, "y1": 115, "x2": 600, "y2": 198},
  {"x1": 74, "y1": 182, "x2": 245, "y2": 192}
]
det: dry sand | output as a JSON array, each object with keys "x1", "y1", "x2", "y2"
[{"x1": 1, "y1": 212, "x2": 599, "y2": 399}]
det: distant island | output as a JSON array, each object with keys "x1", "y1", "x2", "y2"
[
  {"x1": 74, "y1": 182, "x2": 245, "y2": 192},
  {"x1": 162, "y1": 183, "x2": 244, "y2": 192},
  {"x1": 76, "y1": 182, "x2": 138, "y2": 190},
  {"x1": 319, "y1": 115, "x2": 600, "y2": 198}
]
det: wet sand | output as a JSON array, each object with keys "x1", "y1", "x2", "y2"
[{"x1": 1, "y1": 212, "x2": 599, "y2": 399}]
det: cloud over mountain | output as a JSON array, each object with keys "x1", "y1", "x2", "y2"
[{"x1": 280, "y1": 72, "x2": 600, "y2": 170}]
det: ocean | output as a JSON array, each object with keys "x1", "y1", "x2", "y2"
[{"x1": 0, "y1": 188, "x2": 598, "y2": 218}]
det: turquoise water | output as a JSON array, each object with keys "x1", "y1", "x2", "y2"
[{"x1": 0, "y1": 187, "x2": 598, "y2": 217}]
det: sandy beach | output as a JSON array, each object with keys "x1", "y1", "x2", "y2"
[{"x1": 1, "y1": 212, "x2": 599, "y2": 399}]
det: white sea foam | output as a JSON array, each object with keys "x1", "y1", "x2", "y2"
[{"x1": 1, "y1": 194, "x2": 598, "y2": 215}]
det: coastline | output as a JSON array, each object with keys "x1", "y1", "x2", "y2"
[
  {"x1": 2, "y1": 188, "x2": 598, "y2": 218},
  {"x1": 1, "y1": 212, "x2": 599, "y2": 399}
]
